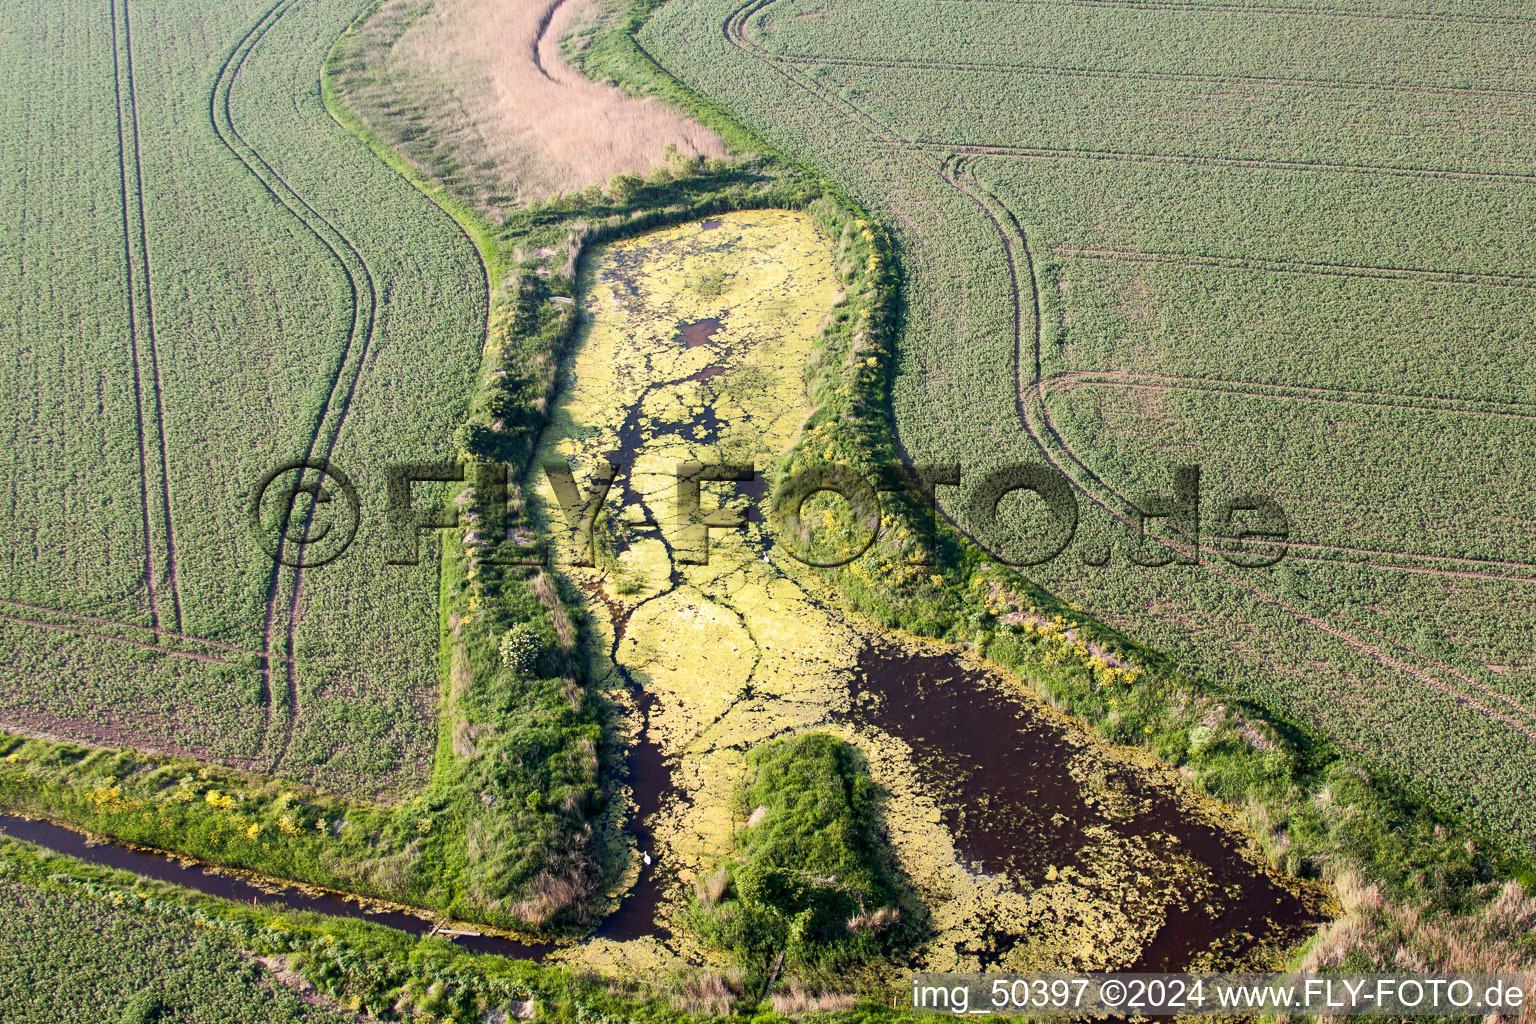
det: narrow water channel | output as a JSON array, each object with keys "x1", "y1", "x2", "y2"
[{"x1": 0, "y1": 814, "x2": 556, "y2": 960}]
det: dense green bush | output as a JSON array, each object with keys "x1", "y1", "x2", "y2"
[{"x1": 499, "y1": 623, "x2": 545, "y2": 674}]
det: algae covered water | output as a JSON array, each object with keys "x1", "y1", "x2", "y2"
[
  {"x1": 1, "y1": 212, "x2": 1325, "y2": 977},
  {"x1": 528, "y1": 210, "x2": 1326, "y2": 975}
]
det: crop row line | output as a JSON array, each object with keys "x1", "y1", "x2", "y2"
[
  {"x1": 109, "y1": 0, "x2": 182, "y2": 636},
  {"x1": 0, "y1": 612, "x2": 240, "y2": 667},
  {"x1": 1047, "y1": 373, "x2": 1536, "y2": 581},
  {"x1": 917, "y1": 140, "x2": 1536, "y2": 186},
  {"x1": 0, "y1": 598, "x2": 272, "y2": 659},
  {"x1": 1051, "y1": 371, "x2": 1536, "y2": 423},
  {"x1": 1322, "y1": 600, "x2": 1536, "y2": 730},
  {"x1": 1052, "y1": 245, "x2": 1536, "y2": 290},
  {"x1": 723, "y1": 0, "x2": 1536, "y2": 735},
  {"x1": 923, "y1": 0, "x2": 1536, "y2": 27},
  {"x1": 756, "y1": 48, "x2": 1536, "y2": 100},
  {"x1": 212, "y1": 0, "x2": 380, "y2": 773}
]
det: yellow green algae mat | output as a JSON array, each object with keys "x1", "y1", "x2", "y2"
[{"x1": 529, "y1": 210, "x2": 1325, "y2": 976}]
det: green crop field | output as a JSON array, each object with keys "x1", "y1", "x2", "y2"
[
  {"x1": 637, "y1": 0, "x2": 1536, "y2": 846},
  {"x1": 0, "y1": 0, "x2": 484, "y2": 796},
  {"x1": 0, "y1": 878, "x2": 361, "y2": 1023}
]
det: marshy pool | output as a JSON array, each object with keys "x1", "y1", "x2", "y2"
[
  {"x1": 0, "y1": 210, "x2": 1328, "y2": 977},
  {"x1": 528, "y1": 209, "x2": 1328, "y2": 976}
]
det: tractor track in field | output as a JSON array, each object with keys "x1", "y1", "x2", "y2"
[
  {"x1": 917, "y1": 140, "x2": 1536, "y2": 187},
  {"x1": 530, "y1": 0, "x2": 570, "y2": 81},
  {"x1": 0, "y1": 599, "x2": 274, "y2": 659},
  {"x1": 0, "y1": 613, "x2": 240, "y2": 667},
  {"x1": 1038, "y1": 376, "x2": 1536, "y2": 583},
  {"x1": 116, "y1": 0, "x2": 184, "y2": 637},
  {"x1": 109, "y1": 0, "x2": 182, "y2": 636},
  {"x1": 212, "y1": 0, "x2": 380, "y2": 774},
  {"x1": 923, "y1": 0, "x2": 1536, "y2": 27},
  {"x1": 752, "y1": 49, "x2": 1536, "y2": 101},
  {"x1": 1047, "y1": 371, "x2": 1536, "y2": 423},
  {"x1": 949, "y1": 160, "x2": 1536, "y2": 588},
  {"x1": 1049, "y1": 246, "x2": 1536, "y2": 290},
  {"x1": 1042, "y1": 370, "x2": 1536, "y2": 584},
  {"x1": 721, "y1": 0, "x2": 1536, "y2": 740}
]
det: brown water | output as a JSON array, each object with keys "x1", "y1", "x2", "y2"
[
  {"x1": 677, "y1": 315, "x2": 722, "y2": 348},
  {"x1": 845, "y1": 642, "x2": 1326, "y2": 970},
  {"x1": 589, "y1": 684, "x2": 673, "y2": 944}
]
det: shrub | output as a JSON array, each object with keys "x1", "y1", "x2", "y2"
[{"x1": 499, "y1": 624, "x2": 544, "y2": 675}]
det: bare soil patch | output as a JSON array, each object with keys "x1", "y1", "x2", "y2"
[{"x1": 336, "y1": 0, "x2": 727, "y2": 212}]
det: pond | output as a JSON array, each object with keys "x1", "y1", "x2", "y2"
[
  {"x1": 1, "y1": 211, "x2": 1327, "y2": 977},
  {"x1": 526, "y1": 210, "x2": 1327, "y2": 976}
]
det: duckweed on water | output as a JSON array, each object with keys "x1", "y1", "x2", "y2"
[{"x1": 529, "y1": 211, "x2": 1322, "y2": 980}]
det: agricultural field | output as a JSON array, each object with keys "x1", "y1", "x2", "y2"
[
  {"x1": 0, "y1": 878, "x2": 361, "y2": 1023},
  {"x1": 0, "y1": 0, "x2": 485, "y2": 795},
  {"x1": 639, "y1": 0, "x2": 1536, "y2": 848}
]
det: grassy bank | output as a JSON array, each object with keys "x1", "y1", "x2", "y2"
[
  {"x1": 690, "y1": 735, "x2": 921, "y2": 994},
  {"x1": 0, "y1": 833, "x2": 912, "y2": 1023}
]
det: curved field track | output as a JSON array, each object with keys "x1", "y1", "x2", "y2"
[
  {"x1": 638, "y1": 0, "x2": 1536, "y2": 843},
  {"x1": 947, "y1": 153, "x2": 1536, "y2": 743},
  {"x1": 210, "y1": 0, "x2": 381, "y2": 770},
  {"x1": 0, "y1": 0, "x2": 484, "y2": 794}
]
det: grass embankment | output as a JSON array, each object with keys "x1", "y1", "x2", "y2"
[{"x1": 691, "y1": 735, "x2": 919, "y2": 995}]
